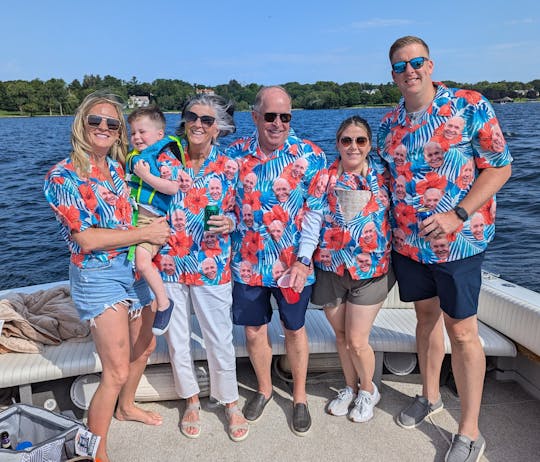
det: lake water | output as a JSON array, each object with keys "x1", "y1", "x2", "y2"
[{"x1": 1, "y1": 104, "x2": 538, "y2": 292}]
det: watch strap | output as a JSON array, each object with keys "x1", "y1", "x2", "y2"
[{"x1": 454, "y1": 206, "x2": 469, "y2": 222}]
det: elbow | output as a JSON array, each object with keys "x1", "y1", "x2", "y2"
[
  {"x1": 76, "y1": 240, "x2": 96, "y2": 253},
  {"x1": 72, "y1": 232, "x2": 95, "y2": 253},
  {"x1": 504, "y1": 163, "x2": 512, "y2": 181}
]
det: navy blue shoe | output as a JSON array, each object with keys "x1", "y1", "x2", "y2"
[{"x1": 152, "y1": 299, "x2": 174, "y2": 336}]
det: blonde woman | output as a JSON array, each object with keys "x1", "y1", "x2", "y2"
[{"x1": 44, "y1": 92, "x2": 170, "y2": 462}]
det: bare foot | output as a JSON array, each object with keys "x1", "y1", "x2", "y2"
[{"x1": 115, "y1": 405, "x2": 163, "y2": 426}]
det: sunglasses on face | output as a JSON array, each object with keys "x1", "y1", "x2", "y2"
[
  {"x1": 87, "y1": 114, "x2": 121, "y2": 131},
  {"x1": 184, "y1": 110, "x2": 216, "y2": 127},
  {"x1": 392, "y1": 56, "x2": 429, "y2": 74},
  {"x1": 339, "y1": 136, "x2": 369, "y2": 147},
  {"x1": 261, "y1": 112, "x2": 292, "y2": 123}
]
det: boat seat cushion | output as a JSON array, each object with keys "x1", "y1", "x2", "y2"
[{"x1": 0, "y1": 307, "x2": 516, "y2": 390}]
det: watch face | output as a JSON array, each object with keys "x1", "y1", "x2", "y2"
[
  {"x1": 298, "y1": 256, "x2": 311, "y2": 266},
  {"x1": 455, "y1": 206, "x2": 468, "y2": 221}
]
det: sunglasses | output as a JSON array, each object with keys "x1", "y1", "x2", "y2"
[
  {"x1": 260, "y1": 112, "x2": 292, "y2": 123},
  {"x1": 184, "y1": 110, "x2": 216, "y2": 127},
  {"x1": 339, "y1": 136, "x2": 369, "y2": 147},
  {"x1": 392, "y1": 56, "x2": 429, "y2": 74},
  {"x1": 87, "y1": 114, "x2": 121, "y2": 131}
]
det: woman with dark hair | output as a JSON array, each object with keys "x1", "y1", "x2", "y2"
[
  {"x1": 157, "y1": 94, "x2": 249, "y2": 441},
  {"x1": 43, "y1": 91, "x2": 170, "y2": 462},
  {"x1": 311, "y1": 116, "x2": 394, "y2": 423}
]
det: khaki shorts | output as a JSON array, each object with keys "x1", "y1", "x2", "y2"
[
  {"x1": 311, "y1": 267, "x2": 395, "y2": 308},
  {"x1": 136, "y1": 212, "x2": 160, "y2": 254}
]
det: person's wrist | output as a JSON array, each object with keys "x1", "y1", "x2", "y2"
[
  {"x1": 296, "y1": 255, "x2": 311, "y2": 267},
  {"x1": 453, "y1": 205, "x2": 469, "y2": 222},
  {"x1": 227, "y1": 217, "x2": 235, "y2": 233}
]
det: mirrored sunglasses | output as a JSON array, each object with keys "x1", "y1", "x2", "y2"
[
  {"x1": 392, "y1": 56, "x2": 429, "y2": 74},
  {"x1": 87, "y1": 114, "x2": 121, "y2": 131},
  {"x1": 184, "y1": 110, "x2": 216, "y2": 127},
  {"x1": 339, "y1": 136, "x2": 369, "y2": 147}
]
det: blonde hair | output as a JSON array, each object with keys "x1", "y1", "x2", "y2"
[{"x1": 71, "y1": 91, "x2": 128, "y2": 176}]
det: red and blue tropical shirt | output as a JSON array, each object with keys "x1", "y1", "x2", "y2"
[
  {"x1": 226, "y1": 130, "x2": 328, "y2": 287},
  {"x1": 43, "y1": 156, "x2": 134, "y2": 268},
  {"x1": 314, "y1": 154, "x2": 392, "y2": 279},
  {"x1": 157, "y1": 144, "x2": 237, "y2": 286},
  {"x1": 377, "y1": 82, "x2": 513, "y2": 264}
]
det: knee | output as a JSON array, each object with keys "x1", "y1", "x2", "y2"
[
  {"x1": 245, "y1": 325, "x2": 265, "y2": 344},
  {"x1": 284, "y1": 326, "x2": 305, "y2": 341},
  {"x1": 135, "y1": 334, "x2": 157, "y2": 363},
  {"x1": 347, "y1": 336, "x2": 371, "y2": 356},
  {"x1": 102, "y1": 365, "x2": 130, "y2": 389},
  {"x1": 446, "y1": 320, "x2": 479, "y2": 347},
  {"x1": 334, "y1": 329, "x2": 347, "y2": 346},
  {"x1": 135, "y1": 256, "x2": 152, "y2": 275}
]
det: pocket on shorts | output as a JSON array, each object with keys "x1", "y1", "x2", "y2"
[{"x1": 78, "y1": 258, "x2": 113, "y2": 283}]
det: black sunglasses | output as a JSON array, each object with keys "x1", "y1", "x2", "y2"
[
  {"x1": 392, "y1": 56, "x2": 429, "y2": 74},
  {"x1": 87, "y1": 114, "x2": 121, "y2": 131},
  {"x1": 184, "y1": 110, "x2": 216, "y2": 127},
  {"x1": 339, "y1": 136, "x2": 369, "y2": 147},
  {"x1": 261, "y1": 112, "x2": 292, "y2": 123}
]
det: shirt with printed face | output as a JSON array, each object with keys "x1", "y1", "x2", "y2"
[
  {"x1": 157, "y1": 145, "x2": 237, "y2": 286},
  {"x1": 377, "y1": 82, "x2": 512, "y2": 264},
  {"x1": 314, "y1": 154, "x2": 392, "y2": 279},
  {"x1": 43, "y1": 156, "x2": 134, "y2": 268},
  {"x1": 126, "y1": 138, "x2": 183, "y2": 216},
  {"x1": 226, "y1": 130, "x2": 328, "y2": 287}
]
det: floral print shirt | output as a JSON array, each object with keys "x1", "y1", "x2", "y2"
[
  {"x1": 377, "y1": 82, "x2": 512, "y2": 264},
  {"x1": 226, "y1": 130, "x2": 328, "y2": 287},
  {"x1": 157, "y1": 145, "x2": 237, "y2": 286},
  {"x1": 43, "y1": 155, "x2": 133, "y2": 268},
  {"x1": 314, "y1": 154, "x2": 392, "y2": 279}
]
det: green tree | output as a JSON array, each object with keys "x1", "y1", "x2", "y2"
[
  {"x1": 5, "y1": 80, "x2": 35, "y2": 114},
  {"x1": 42, "y1": 78, "x2": 67, "y2": 115}
]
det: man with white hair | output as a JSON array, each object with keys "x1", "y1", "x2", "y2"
[{"x1": 227, "y1": 86, "x2": 327, "y2": 436}]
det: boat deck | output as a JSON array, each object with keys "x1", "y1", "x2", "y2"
[{"x1": 106, "y1": 358, "x2": 540, "y2": 462}]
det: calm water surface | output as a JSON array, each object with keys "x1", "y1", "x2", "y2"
[{"x1": 1, "y1": 104, "x2": 538, "y2": 292}]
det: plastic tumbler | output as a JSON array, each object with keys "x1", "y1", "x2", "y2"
[{"x1": 278, "y1": 274, "x2": 300, "y2": 304}]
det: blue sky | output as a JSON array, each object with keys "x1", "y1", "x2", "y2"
[{"x1": 1, "y1": 0, "x2": 538, "y2": 86}]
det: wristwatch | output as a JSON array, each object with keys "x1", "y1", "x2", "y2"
[
  {"x1": 453, "y1": 206, "x2": 469, "y2": 222},
  {"x1": 296, "y1": 256, "x2": 311, "y2": 267}
]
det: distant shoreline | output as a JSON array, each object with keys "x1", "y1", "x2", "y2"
[{"x1": 2, "y1": 100, "x2": 538, "y2": 119}]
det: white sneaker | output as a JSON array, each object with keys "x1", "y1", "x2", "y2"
[
  {"x1": 327, "y1": 386, "x2": 356, "y2": 416},
  {"x1": 348, "y1": 383, "x2": 380, "y2": 423}
]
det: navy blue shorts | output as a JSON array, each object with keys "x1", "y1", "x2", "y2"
[
  {"x1": 232, "y1": 282, "x2": 312, "y2": 331},
  {"x1": 391, "y1": 251, "x2": 485, "y2": 320}
]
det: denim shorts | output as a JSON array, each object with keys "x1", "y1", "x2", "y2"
[
  {"x1": 392, "y1": 250, "x2": 484, "y2": 320},
  {"x1": 232, "y1": 282, "x2": 312, "y2": 331},
  {"x1": 69, "y1": 252, "x2": 153, "y2": 321}
]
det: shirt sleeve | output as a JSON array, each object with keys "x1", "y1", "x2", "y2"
[
  {"x1": 43, "y1": 169, "x2": 96, "y2": 234},
  {"x1": 298, "y1": 209, "x2": 323, "y2": 259}
]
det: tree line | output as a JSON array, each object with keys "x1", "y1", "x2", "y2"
[{"x1": 1, "y1": 75, "x2": 538, "y2": 116}]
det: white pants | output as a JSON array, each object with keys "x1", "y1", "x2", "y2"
[{"x1": 164, "y1": 282, "x2": 239, "y2": 404}]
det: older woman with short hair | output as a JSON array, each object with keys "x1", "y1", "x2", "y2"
[{"x1": 158, "y1": 93, "x2": 249, "y2": 442}]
